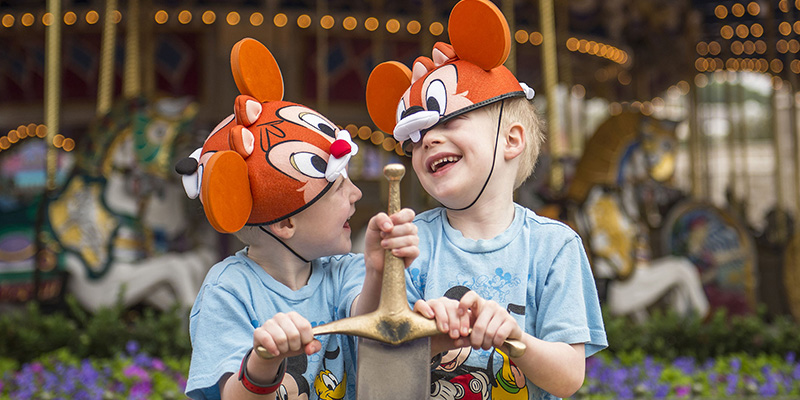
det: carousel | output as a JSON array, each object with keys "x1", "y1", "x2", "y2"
[{"x1": 1, "y1": 0, "x2": 799, "y2": 339}]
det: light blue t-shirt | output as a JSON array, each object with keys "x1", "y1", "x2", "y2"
[
  {"x1": 407, "y1": 204, "x2": 608, "y2": 400},
  {"x1": 186, "y1": 248, "x2": 364, "y2": 400}
]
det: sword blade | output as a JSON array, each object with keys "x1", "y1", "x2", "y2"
[{"x1": 356, "y1": 337, "x2": 431, "y2": 400}]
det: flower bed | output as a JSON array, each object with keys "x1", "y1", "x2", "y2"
[
  {"x1": 576, "y1": 351, "x2": 800, "y2": 399},
  {"x1": 0, "y1": 342, "x2": 188, "y2": 400},
  {"x1": 3, "y1": 345, "x2": 800, "y2": 399}
]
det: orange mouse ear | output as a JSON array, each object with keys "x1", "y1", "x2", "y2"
[
  {"x1": 448, "y1": 0, "x2": 511, "y2": 70},
  {"x1": 201, "y1": 151, "x2": 253, "y2": 233},
  {"x1": 231, "y1": 38, "x2": 284, "y2": 102},
  {"x1": 366, "y1": 61, "x2": 412, "y2": 134}
]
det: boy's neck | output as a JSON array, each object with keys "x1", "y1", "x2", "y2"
[
  {"x1": 246, "y1": 244, "x2": 312, "y2": 291},
  {"x1": 445, "y1": 194, "x2": 516, "y2": 240}
]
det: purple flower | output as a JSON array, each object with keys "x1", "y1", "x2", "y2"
[
  {"x1": 725, "y1": 373, "x2": 739, "y2": 395},
  {"x1": 729, "y1": 357, "x2": 741, "y2": 372},
  {"x1": 787, "y1": 352, "x2": 796, "y2": 364},
  {"x1": 129, "y1": 381, "x2": 152, "y2": 400},
  {"x1": 123, "y1": 365, "x2": 149, "y2": 381},
  {"x1": 654, "y1": 383, "x2": 670, "y2": 399},
  {"x1": 125, "y1": 341, "x2": 140, "y2": 355},
  {"x1": 151, "y1": 358, "x2": 165, "y2": 371},
  {"x1": 675, "y1": 385, "x2": 690, "y2": 397}
]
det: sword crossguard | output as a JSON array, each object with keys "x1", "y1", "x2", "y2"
[{"x1": 256, "y1": 163, "x2": 526, "y2": 360}]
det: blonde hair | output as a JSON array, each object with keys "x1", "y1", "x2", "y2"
[{"x1": 485, "y1": 97, "x2": 545, "y2": 188}]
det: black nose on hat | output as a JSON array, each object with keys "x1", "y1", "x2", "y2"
[
  {"x1": 401, "y1": 105, "x2": 425, "y2": 120},
  {"x1": 175, "y1": 157, "x2": 198, "y2": 175}
]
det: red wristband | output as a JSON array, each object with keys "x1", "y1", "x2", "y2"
[{"x1": 238, "y1": 349, "x2": 285, "y2": 395}]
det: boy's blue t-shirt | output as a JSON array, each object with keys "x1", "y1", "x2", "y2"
[
  {"x1": 407, "y1": 204, "x2": 608, "y2": 400},
  {"x1": 186, "y1": 248, "x2": 364, "y2": 400}
]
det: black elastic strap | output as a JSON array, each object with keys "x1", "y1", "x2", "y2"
[
  {"x1": 444, "y1": 99, "x2": 504, "y2": 211},
  {"x1": 258, "y1": 225, "x2": 310, "y2": 263}
]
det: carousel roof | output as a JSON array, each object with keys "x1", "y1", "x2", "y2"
[{"x1": 0, "y1": 0, "x2": 796, "y2": 104}]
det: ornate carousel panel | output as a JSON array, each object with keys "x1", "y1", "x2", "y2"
[{"x1": 661, "y1": 201, "x2": 757, "y2": 314}]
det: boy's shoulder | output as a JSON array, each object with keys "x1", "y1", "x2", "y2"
[
  {"x1": 516, "y1": 204, "x2": 582, "y2": 241},
  {"x1": 202, "y1": 249, "x2": 256, "y2": 287}
]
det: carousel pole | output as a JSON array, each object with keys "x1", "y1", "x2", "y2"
[
  {"x1": 688, "y1": 80, "x2": 702, "y2": 199},
  {"x1": 37, "y1": 0, "x2": 62, "y2": 303},
  {"x1": 766, "y1": 4, "x2": 787, "y2": 238},
  {"x1": 724, "y1": 71, "x2": 739, "y2": 212},
  {"x1": 45, "y1": 0, "x2": 62, "y2": 192},
  {"x1": 502, "y1": 0, "x2": 515, "y2": 75},
  {"x1": 736, "y1": 73, "x2": 751, "y2": 212},
  {"x1": 97, "y1": 0, "x2": 117, "y2": 116},
  {"x1": 124, "y1": 0, "x2": 141, "y2": 99},
  {"x1": 316, "y1": 0, "x2": 329, "y2": 114},
  {"x1": 538, "y1": 0, "x2": 564, "y2": 192}
]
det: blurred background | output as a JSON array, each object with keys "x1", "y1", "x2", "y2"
[{"x1": 2, "y1": 0, "x2": 800, "y2": 398}]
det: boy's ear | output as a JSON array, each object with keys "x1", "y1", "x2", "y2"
[
  {"x1": 503, "y1": 123, "x2": 526, "y2": 161},
  {"x1": 268, "y1": 217, "x2": 297, "y2": 240}
]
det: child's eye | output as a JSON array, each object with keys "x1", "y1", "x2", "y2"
[{"x1": 290, "y1": 152, "x2": 327, "y2": 178}]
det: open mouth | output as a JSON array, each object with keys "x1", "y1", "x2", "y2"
[{"x1": 429, "y1": 155, "x2": 462, "y2": 173}]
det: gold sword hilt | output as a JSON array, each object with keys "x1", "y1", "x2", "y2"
[{"x1": 256, "y1": 164, "x2": 526, "y2": 359}]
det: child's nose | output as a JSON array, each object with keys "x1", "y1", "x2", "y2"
[
  {"x1": 422, "y1": 128, "x2": 444, "y2": 148},
  {"x1": 348, "y1": 180, "x2": 362, "y2": 202}
]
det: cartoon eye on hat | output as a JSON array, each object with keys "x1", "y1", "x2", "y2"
[
  {"x1": 365, "y1": 0, "x2": 535, "y2": 152},
  {"x1": 175, "y1": 38, "x2": 358, "y2": 233}
]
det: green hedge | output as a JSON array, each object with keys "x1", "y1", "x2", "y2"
[
  {"x1": 0, "y1": 297, "x2": 191, "y2": 365},
  {"x1": 604, "y1": 308, "x2": 800, "y2": 360},
  {"x1": 1, "y1": 298, "x2": 799, "y2": 365}
]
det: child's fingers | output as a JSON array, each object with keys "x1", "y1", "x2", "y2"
[
  {"x1": 469, "y1": 301, "x2": 502, "y2": 350},
  {"x1": 428, "y1": 300, "x2": 451, "y2": 334},
  {"x1": 367, "y1": 212, "x2": 393, "y2": 234},
  {"x1": 286, "y1": 311, "x2": 315, "y2": 345},
  {"x1": 253, "y1": 327, "x2": 280, "y2": 357},
  {"x1": 459, "y1": 305, "x2": 471, "y2": 337},
  {"x1": 389, "y1": 208, "x2": 416, "y2": 225},
  {"x1": 413, "y1": 300, "x2": 435, "y2": 319},
  {"x1": 443, "y1": 300, "x2": 463, "y2": 339},
  {"x1": 304, "y1": 339, "x2": 322, "y2": 355},
  {"x1": 272, "y1": 313, "x2": 303, "y2": 353},
  {"x1": 458, "y1": 290, "x2": 482, "y2": 315},
  {"x1": 493, "y1": 319, "x2": 521, "y2": 349}
]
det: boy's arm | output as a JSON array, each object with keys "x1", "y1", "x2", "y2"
[
  {"x1": 459, "y1": 291, "x2": 586, "y2": 399},
  {"x1": 220, "y1": 312, "x2": 320, "y2": 400},
  {"x1": 352, "y1": 208, "x2": 418, "y2": 316}
]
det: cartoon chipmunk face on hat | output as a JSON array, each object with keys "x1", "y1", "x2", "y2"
[
  {"x1": 176, "y1": 38, "x2": 358, "y2": 233},
  {"x1": 365, "y1": 0, "x2": 535, "y2": 150}
]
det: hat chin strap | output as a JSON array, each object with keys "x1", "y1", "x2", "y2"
[
  {"x1": 441, "y1": 100, "x2": 504, "y2": 212},
  {"x1": 258, "y1": 225, "x2": 310, "y2": 263}
]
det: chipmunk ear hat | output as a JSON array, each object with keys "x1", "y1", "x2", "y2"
[
  {"x1": 366, "y1": 0, "x2": 535, "y2": 149},
  {"x1": 176, "y1": 38, "x2": 357, "y2": 233}
]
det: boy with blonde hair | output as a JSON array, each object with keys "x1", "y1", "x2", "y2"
[{"x1": 365, "y1": 1, "x2": 607, "y2": 398}]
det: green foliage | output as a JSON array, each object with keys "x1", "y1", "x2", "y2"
[
  {"x1": 603, "y1": 307, "x2": 800, "y2": 360},
  {"x1": 0, "y1": 296, "x2": 191, "y2": 364}
]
